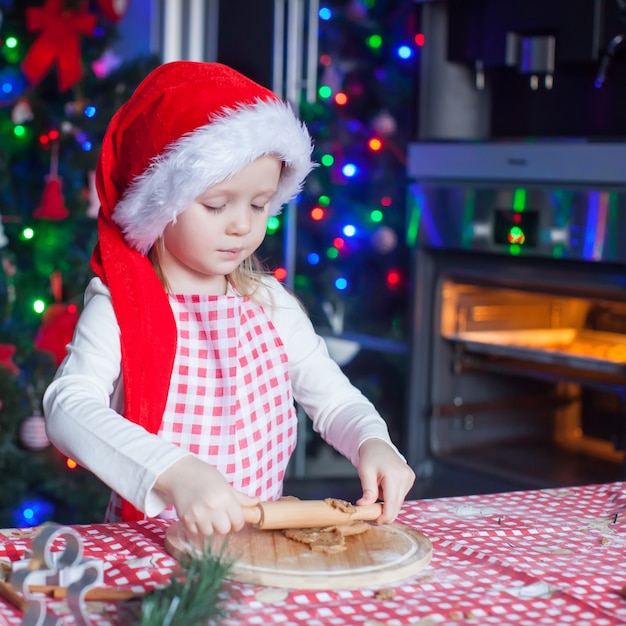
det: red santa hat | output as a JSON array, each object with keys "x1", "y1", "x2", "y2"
[{"x1": 90, "y1": 61, "x2": 313, "y2": 521}]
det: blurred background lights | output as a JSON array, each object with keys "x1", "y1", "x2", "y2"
[
  {"x1": 334, "y1": 92, "x2": 348, "y2": 105},
  {"x1": 318, "y1": 195, "x2": 330, "y2": 206},
  {"x1": 342, "y1": 224, "x2": 356, "y2": 237},
  {"x1": 386, "y1": 269, "x2": 401, "y2": 287},
  {"x1": 66, "y1": 458, "x2": 78, "y2": 469},
  {"x1": 397, "y1": 45, "x2": 412, "y2": 59},
  {"x1": 370, "y1": 209, "x2": 383, "y2": 222},
  {"x1": 318, "y1": 85, "x2": 332, "y2": 99},
  {"x1": 415, "y1": 33, "x2": 425, "y2": 46},
  {"x1": 342, "y1": 163, "x2": 357, "y2": 177},
  {"x1": 326, "y1": 247, "x2": 339, "y2": 259},
  {"x1": 13, "y1": 124, "x2": 25, "y2": 137},
  {"x1": 33, "y1": 299, "x2": 45, "y2": 314},
  {"x1": 319, "y1": 7, "x2": 332, "y2": 21},
  {"x1": 84, "y1": 105, "x2": 96, "y2": 118},
  {"x1": 266, "y1": 216, "x2": 280, "y2": 233},
  {"x1": 367, "y1": 34, "x2": 382, "y2": 50},
  {"x1": 333, "y1": 237, "x2": 345, "y2": 249},
  {"x1": 82, "y1": 141, "x2": 92, "y2": 151},
  {"x1": 320, "y1": 154, "x2": 334, "y2": 167},
  {"x1": 310, "y1": 207, "x2": 325, "y2": 221},
  {"x1": 307, "y1": 252, "x2": 320, "y2": 265},
  {"x1": 368, "y1": 138, "x2": 382, "y2": 151},
  {"x1": 2, "y1": 82, "x2": 13, "y2": 94},
  {"x1": 5, "y1": 37, "x2": 18, "y2": 49},
  {"x1": 14, "y1": 499, "x2": 54, "y2": 527},
  {"x1": 274, "y1": 267, "x2": 287, "y2": 281},
  {"x1": 335, "y1": 277, "x2": 348, "y2": 290},
  {"x1": 21, "y1": 227, "x2": 34, "y2": 240}
]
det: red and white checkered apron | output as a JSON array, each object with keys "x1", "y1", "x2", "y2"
[{"x1": 105, "y1": 293, "x2": 297, "y2": 521}]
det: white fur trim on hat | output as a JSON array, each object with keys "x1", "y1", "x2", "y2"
[{"x1": 112, "y1": 98, "x2": 314, "y2": 254}]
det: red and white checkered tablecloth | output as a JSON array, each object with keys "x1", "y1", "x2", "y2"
[{"x1": 2, "y1": 482, "x2": 626, "y2": 625}]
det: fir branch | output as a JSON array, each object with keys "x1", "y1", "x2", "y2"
[{"x1": 137, "y1": 540, "x2": 234, "y2": 626}]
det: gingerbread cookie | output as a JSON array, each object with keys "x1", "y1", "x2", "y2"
[{"x1": 283, "y1": 520, "x2": 370, "y2": 553}]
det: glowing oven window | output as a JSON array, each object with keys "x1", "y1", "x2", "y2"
[{"x1": 493, "y1": 209, "x2": 539, "y2": 247}]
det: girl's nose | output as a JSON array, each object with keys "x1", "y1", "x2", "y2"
[{"x1": 227, "y1": 205, "x2": 252, "y2": 235}]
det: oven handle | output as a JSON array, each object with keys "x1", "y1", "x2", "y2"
[{"x1": 433, "y1": 392, "x2": 578, "y2": 418}]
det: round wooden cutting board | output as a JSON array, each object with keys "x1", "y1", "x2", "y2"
[{"x1": 165, "y1": 521, "x2": 432, "y2": 590}]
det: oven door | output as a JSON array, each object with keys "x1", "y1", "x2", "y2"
[{"x1": 406, "y1": 176, "x2": 626, "y2": 492}]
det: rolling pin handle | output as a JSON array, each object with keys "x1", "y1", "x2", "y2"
[
  {"x1": 353, "y1": 502, "x2": 384, "y2": 521},
  {"x1": 243, "y1": 504, "x2": 264, "y2": 527}
]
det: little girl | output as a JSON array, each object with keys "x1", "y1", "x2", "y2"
[{"x1": 43, "y1": 61, "x2": 415, "y2": 542}]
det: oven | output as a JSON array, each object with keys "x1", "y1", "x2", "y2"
[{"x1": 405, "y1": 142, "x2": 626, "y2": 494}]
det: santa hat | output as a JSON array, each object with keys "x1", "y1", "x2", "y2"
[
  {"x1": 90, "y1": 61, "x2": 314, "y2": 521},
  {"x1": 108, "y1": 62, "x2": 313, "y2": 254}
]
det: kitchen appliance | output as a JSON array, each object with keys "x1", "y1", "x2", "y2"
[{"x1": 406, "y1": 142, "x2": 626, "y2": 492}]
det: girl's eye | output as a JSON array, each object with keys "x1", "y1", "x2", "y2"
[
  {"x1": 204, "y1": 205, "x2": 225, "y2": 213},
  {"x1": 251, "y1": 204, "x2": 266, "y2": 211}
]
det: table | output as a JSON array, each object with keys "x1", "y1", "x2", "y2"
[{"x1": 2, "y1": 482, "x2": 626, "y2": 625}]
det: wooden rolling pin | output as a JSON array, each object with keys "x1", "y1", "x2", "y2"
[{"x1": 242, "y1": 499, "x2": 383, "y2": 530}]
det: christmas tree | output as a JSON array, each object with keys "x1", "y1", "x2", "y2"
[
  {"x1": 0, "y1": 0, "x2": 419, "y2": 526},
  {"x1": 261, "y1": 0, "x2": 419, "y2": 452},
  {"x1": 0, "y1": 0, "x2": 158, "y2": 527}
]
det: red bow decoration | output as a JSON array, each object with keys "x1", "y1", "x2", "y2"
[{"x1": 21, "y1": 0, "x2": 97, "y2": 92}]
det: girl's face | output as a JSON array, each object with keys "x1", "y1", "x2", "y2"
[{"x1": 159, "y1": 154, "x2": 282, "y2": 295}]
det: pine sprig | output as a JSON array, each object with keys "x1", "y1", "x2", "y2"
[{"x1": 131, "y1": 541, "x2": 234, "y2": 626}]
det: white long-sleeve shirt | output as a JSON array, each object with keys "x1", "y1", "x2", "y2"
[{"x1": 43, "y1": 276, "x2": 399, "y2": 518}]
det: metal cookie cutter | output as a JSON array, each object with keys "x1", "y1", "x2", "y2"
[{"x1": 11, "y1": 523, "x2": 104, "y2": 625}]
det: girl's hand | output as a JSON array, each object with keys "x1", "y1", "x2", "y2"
[
  {"x1": 355, "y1": 438, "x2": 415, "y2": 525},
  {"x1": 154, "y1": 455, "x2": 258, "y2": 544}
]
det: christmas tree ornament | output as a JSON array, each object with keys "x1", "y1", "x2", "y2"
[
  {"x1": 50, "y1": 269, "x2": 63, "y2": 302},
  {"x1": 33, "y1": 140, "x2": 69, "y2": 220},
  {"x1": 371, "y1": 110, "x2": 397, "y2": 137},
  {"x1": 1, "y1": 253, "x2": 16, "y2": 321},
  {"x1": 34, "y1": 302, "x2": 79, "y2": 365},
  {"x1": 96, "y1": 0, "x2": 129, "y2": 23},
  {"x1": 21, "y1": 0, "x2": 97, "y2": 92},
  {"x1": 346, "y1": 0, "x2": 369, "y2": 22},
  {"x1": 19, "y1": 413, "x2": 50, "y2": 450},
  {"x1": 33, "y1": 179, "x2": 69, "y2": 220},
  {"x1": 85, "y1": 169, "x2": 99, "y2": 218},
  {"x1": 11, "y1": 98, "x2": 34, "y2": 125},
  {"x1": 0, "y1": 217, "x2": 8, "y2": 248},
  {"x1": 91, "y1": 48, "x2": 123, "y2": 78},
  {"x1": 0, "y1": 343, "x2": 19, "y2": 375},
  {"x1": 371, "y1": 225, "x2": 398, "y2": 254},
  {"x1": 64, "y1": 97, "x2": 88, "y2": 116}
]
